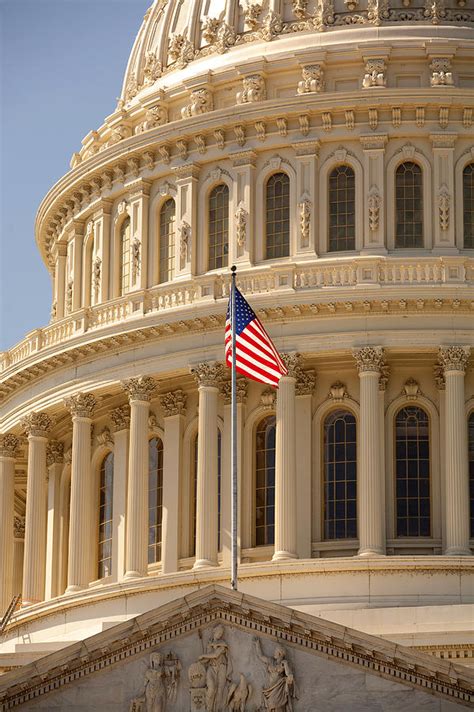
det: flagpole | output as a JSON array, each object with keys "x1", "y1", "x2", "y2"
[{"x1": 230, "y1": 265, "x2": 238, "y2": 591}]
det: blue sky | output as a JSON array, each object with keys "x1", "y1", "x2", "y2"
[{"x1": 0, "y1": 0, "x2": 150, "y2": 350}]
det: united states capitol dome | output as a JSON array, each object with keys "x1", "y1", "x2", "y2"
[{"x1": 1, "y1": 0, "x2": 474, "y2": 707}]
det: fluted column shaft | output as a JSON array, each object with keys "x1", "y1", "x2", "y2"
[
  {"x1": 354, "y1": 347, "x2": 386, "y2": 556},
  {"x1": 161, "y1": 391, "x2": 187, "y2": 574},
  {"x1": 192, "y1": 363, "x2": 222, "y2": 569},
  {"x1": 44, "y1": 442, "x2": 64, "y2": 599},
  {"x1": 65, "y1": 394, "x2": 96, "y2": 592},
  {"x1": 21, "y1": 413, "x2": 52, "y2": 605},
  {"x1": 273, "y1": 356, "x2": 298, "y2": 561},
  {"x1": 123, "y1": 377, "x2": 156, "y2": 579},
  {"x1": 439, "y1": 347, "x2": 471, "y2": 555},
  {"x1": 0, "y1": 435, "x2": 19, "y2": 613}
]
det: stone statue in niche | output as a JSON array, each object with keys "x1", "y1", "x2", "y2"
[
  {"x1": 129, "y1": 652, "x2": 181, "y2": 712},
  {"x1": 253, "y1": 638, "x2": 296, "y2": 711}
]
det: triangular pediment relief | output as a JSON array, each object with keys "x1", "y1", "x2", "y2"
[{"x1": 0, "y1": 585, "x2": 473, "y2": 710}]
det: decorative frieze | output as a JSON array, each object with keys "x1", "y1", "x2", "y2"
[
  {"x1": 297, "y1": 64, "x2": 324, "y2": 94},
  {"x1": 20, "y1": 412, "x2": 53, "y2": 437},
  {"x1": 122, "y1": 376, "x2": 157, "y2": 402},
  {"x1": 110, "y1": 405, "x2": 131, "y2": 432},
  {"x1": 46, "y1": 440, "x2": 64, "y2": 466},
  {"x1": 64, "y1": 393, "x2": 97, "y2": 419},
  {"x1": 161, "y1": 389, "x2": 188, "y2": 417},
  {"x1": 438, "y1": 346, "x2": 470, "y2": 373},
  {"x1": 191, "y1": 362, "x2": 225, "y2": 388},
  {"x1": 0, "y1": 433, "x2": 19, "y2": 458},
  {"x1": 236, "y1": 74, "x2": 266, "y2": 104}
]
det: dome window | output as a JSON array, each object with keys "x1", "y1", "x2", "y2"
[
  {"x1": 395, "y1": 162, "x2": 423, "y2": 248},
  {"x1": 208, "y1": 184, "x2": 229, "y2": 271},
  {"x1": 159, "y1": 199, "x2": 176, "y2": 283},
  {"x1": 323, "y1": 410, "x2": 357, "y2": 540},
  {"x1": 328, "y1": 165, "x2": 356, "y2": 252},
  {"x1": 463, "y1": 163, "x2": 474, "y2": 249},
  {"x1": 265, "y1": 173, "x2": 290, "y2": 260}
]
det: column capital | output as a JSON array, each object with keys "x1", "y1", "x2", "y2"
[
  {"x1": 438, "y1": 346, "x2": 470, "y2": 374},
  {"x1": 64, "y1": 392, "x2": 97, "y2": 418},
  {"x1": 353, "y1": 346, "x2": 385, "y2": 374},
  {"x1": 281, "y1": 352, "x2": 302, "y2": 378},
  {"x1": 110, "y1": 404, "x2": 131, "y2": 431},
  {"x1": 220, "y1": 378, "x2": 248, "y2": 405},
  {"x1": 21, "y1": 411, "x2": 53, "y2": 438},
  {"x1": 122, "y1": 376, "x2": 157, "y2": 402},
  {"x1": 46, "y1": 440, "x2": 64, "y2": 466},
  {"x1": 295, "y1": 369, "x2": 316, "y2": 396},
  {"x1": 160, "y1": 389, "x2": 187, "y2": 417},
  {"x1": 190, "y1": 362, "x2": 225, "y2": 388},
  {"x1": 0, "y1": 433, "x2": 20, "y2": 458},
  {"x1": 14, "y1": 515, "x2": 25, "y2": 539}
]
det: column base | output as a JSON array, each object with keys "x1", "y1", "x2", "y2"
[
  {"x1": 272, "y1": 550, "x2": 298, "y2": 562},
  {"x1": 65, "y1": 584, "x2": 87, "y2": 594},
  {"x1": 123, "y1": 570, "x2": 145, "y2": 580},
  {"x1": 444, "y1": 547, "x2": 472, "y2": 556},
  {"x1": 357, "y1": 548, "x2": 385, "y2": 557},
  {"x1": 193, "y1": 559, "x2": 218, "y2": 570}
]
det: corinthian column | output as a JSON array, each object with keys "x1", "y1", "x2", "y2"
[
  {"x1": 0, "y1": 434, "x2": 19, "y2": 613},
  {"x1": 20, "y1": 412, "x2": 53, "y2": 605},
  {"x1": 439, "y1": 346, "x2": 471, "y2": 555},
  {"x1": 64, "y1": 393, "x2": 96, "y2": 592},
  {"x1": 353, "y1": 347, "x2": 386, "y2": 556},
  {"x1": 122, "y1": 376, "x2": 157, "y2": 579},
  {"x1": 273, "y1": 354, "x2": 299, "y2": 561},
  {"x1": 161, "y1": 390, "x2": 187, "y2": 574},
  {"x1": 45, "y1": 441, "x2": 64, "y2": 599},
  {"x1": 191, "y1": 363, "x2": 223, "y2": 569}
]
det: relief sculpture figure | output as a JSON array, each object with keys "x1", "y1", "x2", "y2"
[
  {"x1": 253, "y1": 638, "x2": 296, "y2": 712},
  {"x1": 199, "y1": 625, "x2": 232, "y2": 711}
]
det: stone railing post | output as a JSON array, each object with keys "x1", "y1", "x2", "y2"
[
  {"x1": 20, "y1": 412, "x2": 53, "y2": 605},
  {"x1": 64, "y1": 393, "x2": 96, "y2": 592},
  {"x1": 122, "y1": 376, "x2": 157, "y2": 579},
  {"x1": 353, "y1": 347, "x2": 386, "y2": 556},
  {"x1": 438, "y1": 346, "x2": 471, "y2": 555},
  {"x1": 0, "y1": 434, "x2": 19, "y2": 613}
]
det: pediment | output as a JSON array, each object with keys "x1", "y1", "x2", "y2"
[{"x1": 0, "y1": 585, "x2": 473, "y2": 711}]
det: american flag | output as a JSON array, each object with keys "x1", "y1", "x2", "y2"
[{"x1": 225, "y1": 286, "x2": 288, "y2": 387}]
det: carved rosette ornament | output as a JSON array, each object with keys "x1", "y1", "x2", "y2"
[
  {"x1": 353, "y1": 346, "x2": 385, "y2": 373},
  {"x1": 46, "y1": 440, "x2": 64, "y2": 466},
  {"x1": 21, "y1": 412, "x2": 53, "y2": 438},
  {"x1": 110, "y1": 405, "x2": 131, "y2": 432},
  {"x1": 0, "y1": 433, "x2": 19, "y2": 458},
  {"x1": 220, "y1": 378, "x2": 248, "y2": 405},
  {"x1": 13, "y1": 515, "x2": 25, "y2": 539},
  {"x1": 191, "y1": 362, "x2": 226, "y2": 388},
  {"x1": 122, "y1": 376, "x2": 157, "y2": 402},
  {"x1": 161, "y1": 389, "x2": 188, "y2": 417},
  {"x1": 438, "y1": 346, "x2": 471, "y2": 373},
  {"x1": 64, "y1": 393, "x2": 97, "y2": 419}
]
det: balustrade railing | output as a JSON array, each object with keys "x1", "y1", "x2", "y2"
[{"x1": 1, "y1": 256, "x2": 472, "y2": 376}]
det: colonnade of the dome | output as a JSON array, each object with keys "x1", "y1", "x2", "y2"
[{"x1": 0, "y1": 346, "x2": 472, "y2": 615}]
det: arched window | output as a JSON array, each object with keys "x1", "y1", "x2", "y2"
[
  {"x1": 119, "y1": 216, "x2": 131, "y2": 295},
  {"x1": 148, "y1": 437, "x2": 164, "y2": 564},
  {"x1": 265, "y1": 173, "x2": 290, "y2": 260},
  {"x1": 208, "y1": 185, "x2": 229, "y2": 270},
  {"x1": 395, "y1": 406, "x2": 430, "y2": 537},
  {"x1": 463, "y1": 163, "x2": 474, "y2": 249},
  {"x1": 98, "y1": 452, "x2": 114, "y2": 579},
  {"x1": 191, "y1": 430, "x2": 222, "y2": 555},
  {"x1": 159, "y1": 199, "x2": 176, "y2": 283},
  {"x1": 328, "y1": 165, "x2": 355, "y2": 252},
  {"x1": 255, "y1": 415, "x2": 276, "y2": 546},
  {"x1": 395, "y1": 162, "x2": 423, "y2": 248},
  {"x1": 323, "y1": 410, "x2": 357, "y2": 540},
  {"x1": 469, "y1": 412, "x2": 474, "y2": 538}
]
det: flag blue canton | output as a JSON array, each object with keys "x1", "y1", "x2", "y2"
[{"x1": 226, "y1": 288, "x2": 256, "y2": 334}]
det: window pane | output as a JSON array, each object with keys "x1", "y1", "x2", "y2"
[
  {"x1": 119, "y1": 217, "x2": 131, "y2": 295},
  {"x1": 395, "y1": 406, "x2": 431, "y2": 537},
  {"x1": 463, "y1": 164, "x2": 474, "y2": 249},
  {"x1": 255, "y1": 415, "x2": 276, "y2": 546},
  {"x1": 323, "y1": 410, "x2": 357, "y2": 540},
  {"x1": 159, "y1": 199, "x2": 176, "y2": 283},
  {"x1": 395, "y1": 162, "x2": 423, "y2": 248},
  {"x1": 328, "y1": 165, "x2": 355, "y2": 252},
  {"x1": 265, "y1": 173, "x2": 290, "y2": 259},
  {"x1": 98, "y1": 452, "x2": 114, "y2": 578},
  {"x1": 148, "y1": 437, "x2": 164, "y2": 563},
  {"x1": 208, "y1": 185, "x2": 229, "y2": 270}
]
